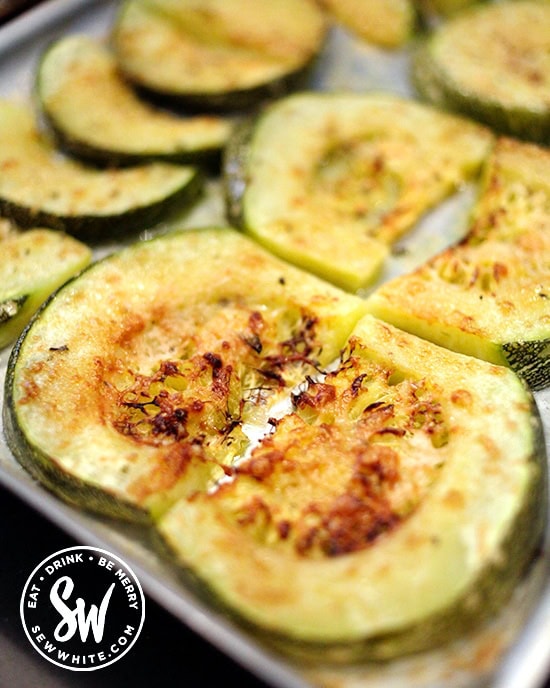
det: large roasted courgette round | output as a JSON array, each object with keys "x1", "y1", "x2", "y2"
[
  {"x1": 159, "y1": 314, "x2": 546, "y2": 659},
  {"x1": 4, "y1": 227, "x2": 367, "y2": 521}
]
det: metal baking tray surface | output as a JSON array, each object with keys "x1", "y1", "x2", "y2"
[{"x1": 0, "y1": 2, "x2": 549, "y2": 687}]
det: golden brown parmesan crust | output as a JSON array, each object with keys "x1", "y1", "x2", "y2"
[
  {"x1": 207, "y1": 337, "x2": 450, "y2": 559},
  {"x1": 83, "y1": 296, "x2": 330, "y2": 504}
]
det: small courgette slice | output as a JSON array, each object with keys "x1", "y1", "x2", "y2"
[
  {"x1": 224, "y1": 92, "x2": 492, "y2": 291},
  {"x1": 319, "y1": 0, "x2": 415, "y2": 48},
  {"x1": 412, "y1": 0, "x2": 550, "y2": 142},
  {"x1": 111, "y1": 0, "x2": 327, "y2": 110},
  {"x1": 37, "y1": 35, "x2": 233, "y2": 166},
  {"x1": 4, "y1": 227, "x2": 367, "y2": 521},
  {"x1": 158, "y1": 314, "x2": 546, "y2": 658},
  {"x1": 0, "y1": 229, "x2": 91, "y2": 348},
  {"x1": 0, "y1": 99, "x2": 202, "y2": 239},
  {"x1": 367, "y1": 137, "x2": 550, "y2": 390}
]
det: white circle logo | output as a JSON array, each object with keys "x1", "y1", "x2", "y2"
[{"x1": 20, "y1": 546, "x2": 145, "y2": 671}]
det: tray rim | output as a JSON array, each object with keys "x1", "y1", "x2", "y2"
[{"x1": 0, "y1": 2, "x2": 549, "y2": 687}]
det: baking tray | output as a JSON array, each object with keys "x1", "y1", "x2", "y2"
[{"x1": 0, "y1": 1, "x2": 549, "y2": 687}]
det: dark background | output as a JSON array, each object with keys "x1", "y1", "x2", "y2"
[
  {"x1": 4, "y1": 484, "x2": 550, "y2": 688},
  {"x1": 0, "y1": 485, "x2": 272, "y2": 688},
  {"x1": 0, "y1": 0, "x2": 42, "y2": 23}
]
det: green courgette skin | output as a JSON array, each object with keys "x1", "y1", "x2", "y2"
[
  {"x1": 222, "y1": 117, "x2": 254, "y2": 228},
  {"x1": 5, "y1": 229, "x2": 547, "y2": 658},
  {"x1": 2, "y1": 292, "x2": 149, "y2": 524},
  {"x1": 41, "y1": 110, "x2": 224, "y2": 170},
  {"x1": 410, "y1": 44, "x2": 447, "y2": 108},
  {"x1": 129, "y1": 60, "x2": 319, "y2": 113},
  {"x1": 415, "y1": 0, "x2": 483, "y2": 27},
  {"x1": 503, "y1": 340, "x2": 550, "y2": 392},
  {"x1": 0, "y1": 169, "x2": 204, "y2": 242}
]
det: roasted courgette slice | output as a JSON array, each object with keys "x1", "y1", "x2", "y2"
[
  {"x1": 111, "y1": 0, "x2": 327, "y2": 110},
  {"x1": 224, "y1": 92, "x2": 492, "y2": 291},
  {"x1": 4, "y1": 227, "x2": 367, "y2": 521},
  {"x1": 0, "y1": 229, "x2": 91, "y2": 348},
  {"x1": 412, "y1": 0, "x2": 550, "y2": 142},
  {"x1": 318, "y1": 0, "x2": 415, "y2": 48},
  {"x1": 36, "y1": 35, "x2": 233, "y2": 166},
  {"x1": 367, "y1": 137, "x2": 550, "y2": 390},
  {"x1": 0, "y1": 99, "x2": 202, "y2": 239},
  {"x1": 159, "y1": 314, "x2": 546, "y2": 658}
]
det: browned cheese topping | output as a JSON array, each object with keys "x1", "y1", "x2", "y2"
[
  {"x1": 212, "y1": 337, "x2": 449, "y2": 559},
  {"x1": 104, "y1": 299, "x2": 323, "y2": 478}
]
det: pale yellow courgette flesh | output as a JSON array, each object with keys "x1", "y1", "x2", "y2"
[
  {"x1": 159, "y1": 314, "x2": 545, "y2": 658},
  {"x1": 367, "y1": 137, "x2": 550, "y2": 390},
  {"x1": 224, "y1": 92, "x2": 492, "y2": 291},
  {"x1": 0, "y1": 229, "x2": 91, "y2": 348},
  {"x1": 5, "y1": 227, "x2": 367, "y2": 520}
]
